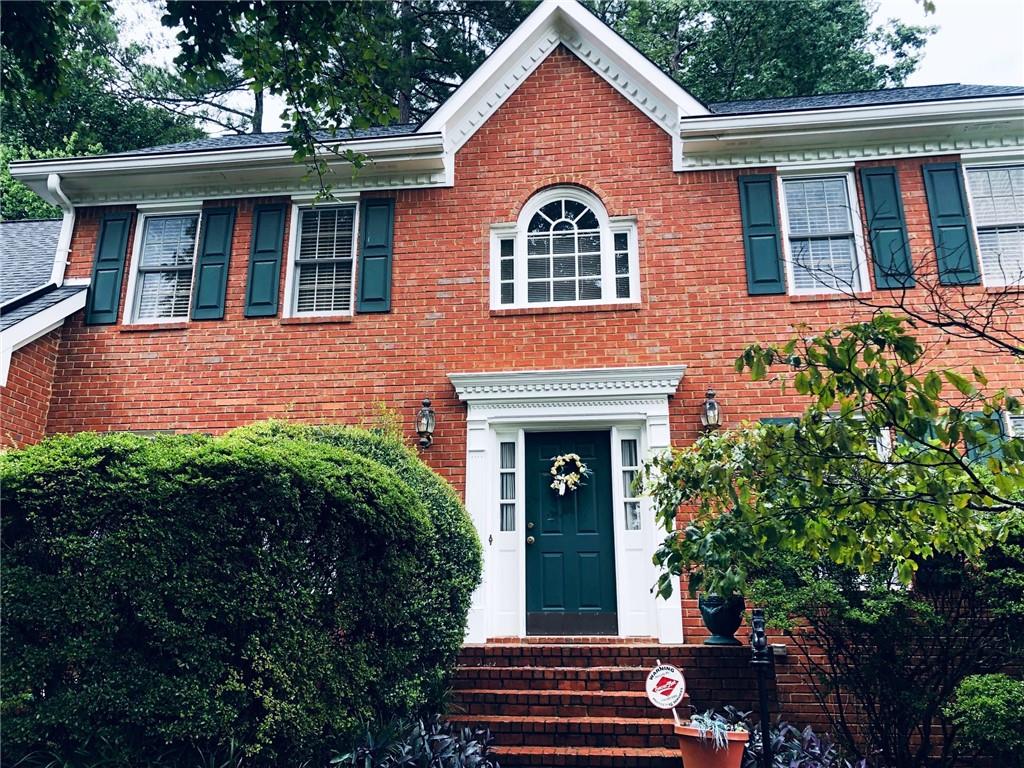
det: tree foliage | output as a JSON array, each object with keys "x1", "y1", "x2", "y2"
[
  {"x1": 593, "y1": 0, "x2": 932, "y2": 103},
  {"x1": 642, "y1": 313, "x2": 1024, "y2": 600},
  {"x1": 1, "y1": 426, "x2": 481, "y2": 765}
]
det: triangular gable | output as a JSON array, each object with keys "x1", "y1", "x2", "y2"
[{"x1": 419, "y1": 0, "x2": 708, "y2": 153}]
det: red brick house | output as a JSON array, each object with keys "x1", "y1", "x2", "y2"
[{"x1": 3, "y1": 1, "x2": 1023, "y2": 762}]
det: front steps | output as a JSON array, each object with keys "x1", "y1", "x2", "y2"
[{"x1": 451, "y1": 641, "x2": 695, "y2": 768}]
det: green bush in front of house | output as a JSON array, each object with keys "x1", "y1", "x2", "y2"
[{"x1": 0, "y1": 427, "x2": 481, "y2": 765}]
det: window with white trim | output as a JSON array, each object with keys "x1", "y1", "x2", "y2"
[
  {"x1": 291, "y1": 205, "x2": 357, "y2": 315},
  {"x1": 132, "y1": 213, "x2": 200, "y2": 322},
  {"x1": 620, "y1": 438, "x2": 642, "y2": 531},
  {"x1": 491, "y1": 187, "x2": 638, "y2": 309},
  {"x1": 966, "y1": 165, "x2": 1024, "y2": 286},
  {"x1": 779, "y1": 175, "x2": 867, "y2": 294},
  {"x1": 1007, "y1": 413, "x2": 1024, "y2": 439}
]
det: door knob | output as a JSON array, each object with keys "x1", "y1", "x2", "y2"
[
  {"x1": 526, "y1": 536, "x2": 536, "y2": 544},
  {"x1": 527, "y1": 521, "x2": 535, "y2": 529}
]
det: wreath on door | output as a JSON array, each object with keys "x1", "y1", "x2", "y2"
[{"x1": 549, "y1": 453, "x2": 591, "y2": 496}]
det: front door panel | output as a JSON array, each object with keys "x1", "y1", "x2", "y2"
[{"x1": 525, "y1": 430, "x2": 617, "y2": 635}]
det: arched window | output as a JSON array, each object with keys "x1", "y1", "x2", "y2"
[{"x1": 491, "y1": 187, "x2": 639, "y2": 308}]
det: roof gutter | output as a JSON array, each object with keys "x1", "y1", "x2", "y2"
[{"x1": 46, "y1": 173, "x2": 74, "y2": 287}]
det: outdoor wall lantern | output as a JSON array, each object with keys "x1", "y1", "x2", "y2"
[
  {"x1": 699, "y1": 388, "x2": 721, "y2": 430},
  {"x1": 416, "y1": 398, "x2": 436, "y2": 448}
]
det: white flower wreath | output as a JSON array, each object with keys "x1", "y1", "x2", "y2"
[{"x1": 549, "y1": 453, "x2": 591, "y2": 496}]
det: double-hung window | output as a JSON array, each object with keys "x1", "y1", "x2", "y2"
[
  {"x1": 779, "y1": 174, "x2": 868, "y2": 294},
  {"x1": 965, "y1": 165, "x2": 1024, "y2": 286},
  {"x1": 290, "y1": 205, "x2": 358, "y2": 315},
  {"x1": 131, "y1": 213, "x2": 200, "y2": 322},
  {"x1": 491, "y1": 186, "x2": 639, "y2": 309}
]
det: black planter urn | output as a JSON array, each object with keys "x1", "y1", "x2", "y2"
[{"x1": 698, "y1": 594, "x2": 745, "y2": 646}]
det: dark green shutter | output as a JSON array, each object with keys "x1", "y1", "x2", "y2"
[
  {"x1": 760, "y1": 417, "x2": 798, "y2": 425},
  {"x1": 85, "y1": 211, "x2": 133, "y2": 325},
  {"x1": 859, "y1": 167, "x2": 914, "y2": 289},
  {"x1": 244, "y1": 204, "x2": 286, "y2": 317},
  {"x1": 357, "y1": 198, "x2": 395, "y2": 313},
  {"x1": 922, "y1": 163, "x2": 980, "y2": 285},
  {"x1": 190, "y1": 207, "x2": 236, "y2": 320},
  {"x1": 738, "y1": 175, "x2": 785, "y2": 295}
]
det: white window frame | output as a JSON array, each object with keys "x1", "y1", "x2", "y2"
[
  {"x1": 122, "y1": 208, "x2": 202, "y2": 325},
  {"x1": 489, "y1": 186, "x2": 640, "y2": 310},
  {"x1": 283, "y1": 200, "x2": 361, "y2": 318},
  {"x1": 776, "y1": 171, "x2": 871, "y2": 296},
  {"x1": 962, "y1": 162, "x2": 1024, "y2": 288}
]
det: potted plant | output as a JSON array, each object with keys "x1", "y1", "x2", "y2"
[
  {"x1": 698, "y1": 593, "x2": 745, "y2": 645},
  {"x1": 675, "y1": 710, "x2": 749, "y2": 768}
]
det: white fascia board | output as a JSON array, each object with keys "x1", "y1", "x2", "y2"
[
  {"x1": 420, "y1": 0, "x2": 707, "y2": 152},
  {"x1": 10, "y1": 133, "x2": 446, "y2": 204},
  {"x1": 0, "y1": 288, "x2": 87, "y2": 387},
  {"x1": 679, "y1": 96, "x2": 1024, "y2": 140}
]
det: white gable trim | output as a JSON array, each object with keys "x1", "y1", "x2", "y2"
[
  {"x1": 0, "y1": 288, "x2": 86, "y2": 387},
  {"x1": 419, "y1": 0, "x2": 707, "y2": 154}
]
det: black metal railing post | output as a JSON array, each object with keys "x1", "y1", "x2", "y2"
[{"x1": 750, "y1": 608, "x2": 773, "y2": 768}]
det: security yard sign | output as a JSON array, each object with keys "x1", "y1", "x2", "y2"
[{"x1": 645, "y1": 663, "x2": 686, "y2": 709}]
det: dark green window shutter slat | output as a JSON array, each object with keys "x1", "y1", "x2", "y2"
[
  {"x1": 922, "y1": 163, "x2": 980, "y2": 285},
  {"x1": 85, "y1": 211, "x2": 133, "y2": 325},
  {"x1": 191, "y1": 207, "x2": 236, "y2": 320},
  {"x1": 357, "y1": 198, "x2": 395, "y2": 313},
  {"x1": 738, "y1": 175, "x2": 785, "y2": 295},
  {"x1": 244, "y1": 204, "x2": 286, "y2": 317},
  {"x1": 860, "y1": 167, "x2": 914, "y2": 289}
]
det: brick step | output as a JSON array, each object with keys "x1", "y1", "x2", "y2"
[
  {"x1": 487, "y1": 636, "x2": 660, "y2": 645},
  {"x1": 448, "y1": 714, "x2": 677, "y2": 749},
  {"x1": 453, "y1": 665, "x2": 650, "y2": 691},
  {"x1": 451, "y1": 688, "x2": 684, "y2": 719},
  {"x1": 493, "y1": 744, "x2": 681, "y2": 767},
  {"x1": 459, "y1": 643, "x2": 694, "y2": 668}
]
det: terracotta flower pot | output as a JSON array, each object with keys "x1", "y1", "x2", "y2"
[{"x1": 675, "y1": 724, "x2": 749, "y2": 768}]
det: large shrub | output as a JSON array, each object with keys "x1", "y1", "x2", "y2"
[
  {"x1": 1, "y1": 427, "x2": 481, "y2": 765},
  {"x1": 944, "y1": 674, "x2": 1024, "y2": 767}
]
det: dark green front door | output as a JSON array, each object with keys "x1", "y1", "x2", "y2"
[{"x1": 525, "y1": 430, "x2": 617, "y2": 635}]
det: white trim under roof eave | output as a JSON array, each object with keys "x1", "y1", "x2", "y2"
[
  {"x1": 679, "y1": 95, "x2": 1024, "y2": 138},
  {"x1": 0, "y1": 288, "x2": 87, "y2": 387},
  {"x1": 9, "y1": 133, "x2": 446, "y2": 191},
  {"x1": 419, "y1": 0, "x2": 707, "y2": 153}
]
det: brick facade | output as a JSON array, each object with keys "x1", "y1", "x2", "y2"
[
  {"x1": 1, "y1": 328, "x2": 61, "y2": 448},
  {"x1": 5, "y1": 46, "x2": 1021, "y2": 732}
]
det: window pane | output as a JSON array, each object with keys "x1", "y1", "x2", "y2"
[
  {"x1": 553, "y1": 280, "x2": 576, "y2": 302},
  {"x1": 553, "y1": 234, "x2": 576, "y2": 255},
  {"x1": 528, "y1": 282, "x2": 550, "y2": 303},
  {"x1": 579, "y1": 234, "x2": 600, "y2": 253},
  {"x1": 141, "y1": 215, "x2": 198, "y2": 268},
  {"x1": 621, "y1": 439, "x2": 638, "y2": 467},
  {"x1": 500, "y1": 472, "x2": 515, "y2": 501},
  {"x1": 296, "y1": 261, "x2": 353, "y2": 313},
  {"x1": 500, "y1": 442, "x2": 516, "y2": 469},
  {"x1": 500, "y1": 259, "x2": 514, "y2": 281},
  {"x1": 579, "y1": 253, "x2": 601, "y2": 276},
  {"x1": 624, "y1": 501, "x2": 641, "y2": 531},
  {"x1": 616, "y1": 276, "x2": 630, "y2": 299},
  {"x1": 500, "y1": 283, "x2": 515, "y2": 304},
  {"x1": 528, "y1": 257, "x2": 550, "y2": 279},
  {"x1": 615, "y1": 253, "x2": 629, "y2": 275},
  {"x1": 527, "y1": 236, "x2": 550, "y2": 256},
  {"x1": 977, "y1": 226, "x2": 1024, "y2": 285},
  {"x1": 784, "y1": 177, "x2": 852, "y2": 236},
  {"x1": 577, "y1": 209, "x2": 599, "y2": 230},
  {"x1": 968, "y1": 167, "x2": 1024, "y2": 226},
  {"x1": 500, "y1": 504, "x2": 516, "y2": 532},
  {"x1": 136, "y1": 270, "x2": 192, "y2": 321},
  {"x1": 614, "y1": 232, "x2": 628, "y2": 251},
  {"x1": 622, "y1": 469, "x2": 637, "y2": 496},
  {"x1": 553, "y1": 255, "x2": 576, "y2": 277},
  {"x1": 790, "y1": 236, "x2": 858, "y2": 292},
  {"x1": 298, "y1": 207, "x2": 355, "y2": 261},
  {"x1": 579, "y1": 278, "x2": 601, "y2": 300},
  {"x1": 500, "y1": 238, "x2": 514, "y2": 258}
]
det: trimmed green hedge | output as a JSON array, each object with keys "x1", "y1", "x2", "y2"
[{"x1": 1, "y1": 425, "x2": 481, "y2": 764}]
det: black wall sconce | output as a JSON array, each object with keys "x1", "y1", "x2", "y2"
[
  {"x1": 416, "y1": 398, "x2": 436, "y2": 448},
  {"x1": 700, "y1": 388, "x2": 721, "y2": 430}
]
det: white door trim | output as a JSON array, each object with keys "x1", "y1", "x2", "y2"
[{"x1": 449, "y1": 365, "x2": 686, "y2": 643}]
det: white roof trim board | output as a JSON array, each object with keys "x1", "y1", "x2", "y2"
[{"x1": 419, "y1": 0, "x2": 707, "y2": 152}]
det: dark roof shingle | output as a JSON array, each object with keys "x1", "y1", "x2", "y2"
[
  {"x1": 0, "y1": 284, "x2": 86, "y2": 331},
  {"x1": 1, "y1": 219, "x2": 62, "y2": 305},
  {"x1": 106, "y1": 123, "x2": 420, "y2": 158},
  {"x1": 708, "y1": 83, "x2": 1024, "y2": 115}
]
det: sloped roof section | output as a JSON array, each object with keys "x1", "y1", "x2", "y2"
[
  {"x1": 709, "y1": 83, "x2": 1024, "y2": 115},
  {"x1": 1, "y1": 284, "x2": 85, "y2": 332},
  {"x1": 102, "y1": 123, "x2": 419, "y2": 159},
  {"x1": 1, "y1": 219, "x2": 62, "y2": 304}
]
